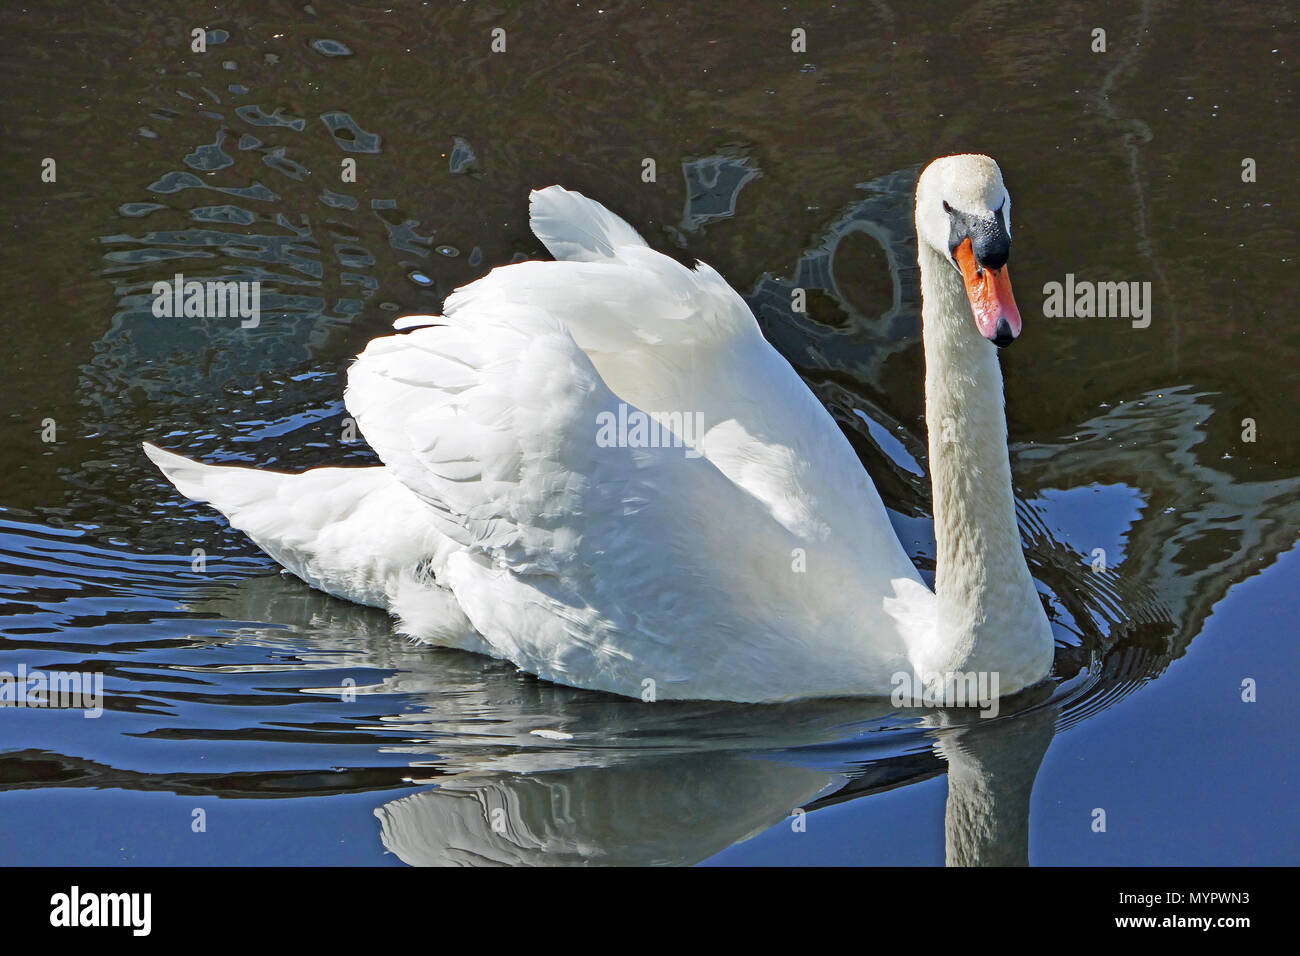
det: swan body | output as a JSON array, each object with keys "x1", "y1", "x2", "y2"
[{"x1": 145, "y1": 154, "x2": 1054, "y2": 702}]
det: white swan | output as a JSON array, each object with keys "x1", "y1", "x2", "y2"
[{"x1": 144, "y1": 153, "x2": 1054, "y2": 703}]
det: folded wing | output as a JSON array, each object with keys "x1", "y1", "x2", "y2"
[
  {"x1": 344, "y1": 305, "x2": 911, "y2": 701},
  {"x1": 398, "y1": 186, "x2": 916, "y2": 564}
]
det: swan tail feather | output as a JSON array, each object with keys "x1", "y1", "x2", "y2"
[
  {"x1": 142, "y1": 442, "x2": 272, "y2": 508},
  {"x1": 141, "y1": 442, "x2": 451, "y2": 612}
]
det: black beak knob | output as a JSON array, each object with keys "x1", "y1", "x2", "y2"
[{"x1": 992, "y1": 316, "x2": 1016, "y2": 348}]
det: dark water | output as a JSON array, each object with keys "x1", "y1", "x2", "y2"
[{"x1": 0, "y1": 1, "x2": 1296, "y2": 865}]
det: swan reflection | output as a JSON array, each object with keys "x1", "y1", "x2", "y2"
[{"x1": 198, "y1": 574, "x2": 1060, "y2": 866}]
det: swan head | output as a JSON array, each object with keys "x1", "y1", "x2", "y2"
[{"x1": 915, "y1": 154, "x2": 1020, "y2": 348}]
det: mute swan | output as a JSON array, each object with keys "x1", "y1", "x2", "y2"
[{"x1": 144, "y1": 153, "x2": 1054, "y2": 703}]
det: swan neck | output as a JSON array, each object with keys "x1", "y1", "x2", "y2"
[
  {"x1": 938, "y1": 709, "x2": 1056, "y2": 866},
  {"x1": 918, "y1": 241, "x2": 1050, "y2": 688}
]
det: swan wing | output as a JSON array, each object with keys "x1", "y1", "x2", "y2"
[
  {"x1": 525, "y1": 182, "x2": 652, "y2": 263},
  {"x1": 344, "y1": 305, "x2": 914, "y2": 701},
  {"x1": 398, "y1": 187, "x2": 921, "y2": 571}
]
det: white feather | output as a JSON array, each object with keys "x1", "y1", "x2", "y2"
[{"x1": 146, "y1": 164, "x2": 1055, "y2": 702}]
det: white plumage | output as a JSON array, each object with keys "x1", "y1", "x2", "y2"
[{"x1": 146, "y1": 157, "x2": 1056, "y2": 703}]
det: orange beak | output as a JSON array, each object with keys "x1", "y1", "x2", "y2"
[{"x1": 953, "y1": 237, "x2": 1021, "y2": 347}]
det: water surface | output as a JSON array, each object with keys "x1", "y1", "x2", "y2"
[{"x1": 0, "y1": 1, "x2": 1296, "y2": 865}]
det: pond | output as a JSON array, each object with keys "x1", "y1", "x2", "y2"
[{"x1": 0, "y1": 1, "x2": 1296, "y2": 865}]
